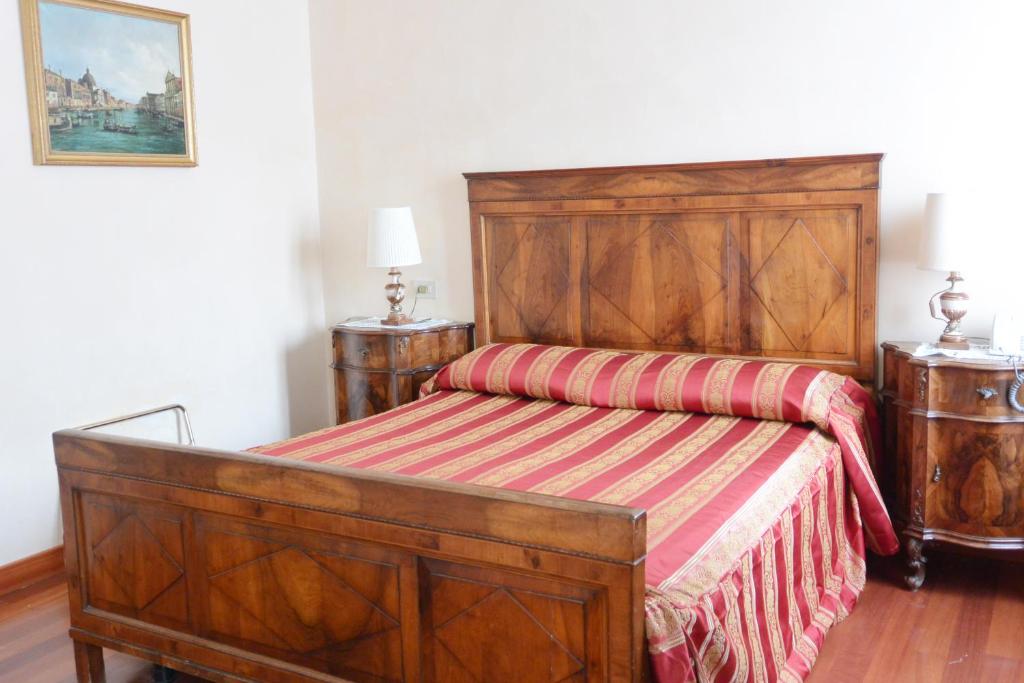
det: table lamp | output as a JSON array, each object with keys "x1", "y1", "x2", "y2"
[
  {"x1": 366, "y1": 207, "x2": 422, "y2": 325},
  {"x1": 917, "y1": 193, "x2": 970, "y2": 349}
]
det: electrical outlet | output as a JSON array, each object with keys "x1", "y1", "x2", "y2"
[{"x1": 413, "y1": 280, "x2": 436, "y2": 300}]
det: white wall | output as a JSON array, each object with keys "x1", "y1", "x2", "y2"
[
  {"x1": 309, "y1": 0, "x2": 1024, "y2": 346},
  {"x1": 0, "y1": 0, "x2": 329, "y2": 565}
]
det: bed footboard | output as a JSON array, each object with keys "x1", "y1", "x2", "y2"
[{"x1": 54, "y1": 429, "x2": 648, "y2": 682}]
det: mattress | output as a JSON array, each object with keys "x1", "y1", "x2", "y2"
[{"x1": 254, "y1": 343, "x2": 898, "y2": 683}]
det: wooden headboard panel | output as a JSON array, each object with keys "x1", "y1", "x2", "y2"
[{"x1": 464, "y1": 154, "x2": 882, "y2": 380}]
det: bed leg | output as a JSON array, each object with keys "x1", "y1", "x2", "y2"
[{"x1": 73, "y1": 640, "x2": 106, "y2": 683}]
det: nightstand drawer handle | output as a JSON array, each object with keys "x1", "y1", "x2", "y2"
[
  {"x1": 359, "y1": 347, "x2": 370, "y2": 359},
  {"x1": 977, "y1": 386, "x2": 997, "y2": 400},
  {"x1": 932, "y1": 464, "x2": 943, "y2": 483}
]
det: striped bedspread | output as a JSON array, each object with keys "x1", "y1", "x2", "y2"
[{"x1": 254, "y1": 344, "x2": 898, "y2": 682}]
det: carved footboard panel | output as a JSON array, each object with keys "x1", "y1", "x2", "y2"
[{"x1": 55, "y1": 430, "x2": 647, "y2": 682}]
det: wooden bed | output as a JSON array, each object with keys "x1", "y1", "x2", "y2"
[
  {"x1": 465, "y1": 154, "x2": 881, "y2": 382},
  {"x1": 56, "y1": 154, "x2": 882, "y2": 683}
]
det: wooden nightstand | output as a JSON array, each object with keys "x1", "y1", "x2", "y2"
[
  {"x1": 880, "y1": 341, "x2": 1024, "y2": 590},
  {"x1": 331, "y1": 320, "x2": 474, "y2": 424}
]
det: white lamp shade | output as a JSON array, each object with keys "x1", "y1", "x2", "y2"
[
  {"x1": 366, "y1": 207, "x2": 422, "y2": 268},
  {"x1": 917, "y1": 193, "x2": 967, "y2": 272}
]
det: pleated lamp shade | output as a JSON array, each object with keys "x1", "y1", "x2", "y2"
[
  {"x1": 366, "y1": 207, "x2": 422, "y2": 268},
  {"x1": 917, "y1": 193, "x2": 965, "y2": 272}
]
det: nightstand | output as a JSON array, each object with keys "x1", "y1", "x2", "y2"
[
  {"x1": 331, "y1": 320, "x2": 474, "y2": 424},
  {"x1": 880, "y1": 341, "x2": 1024, "y2": 590}
]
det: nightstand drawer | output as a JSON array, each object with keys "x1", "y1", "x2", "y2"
[
  {"x1": 335, "y1": 331, "x2": 394, "y2": 369},
  {"x1": 331, "y1": 321, "x2": 474, "y2": 423},
  {"x1": 337, "y1": 368, "x2": 438, "y2": 421},
  {"x1": 925, "y1": 419, "x2": 1024, "y2": 538},
  {"x1": 924, "y1": 365, "x2": 1024, "y2": 419}
]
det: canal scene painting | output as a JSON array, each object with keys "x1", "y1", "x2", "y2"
[{"x1": 21, "y1": 0, "x2": 196, "y2": 166}]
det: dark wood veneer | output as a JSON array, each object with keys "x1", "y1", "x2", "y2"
[
  {"x1": 56, "y1": 429, "x2": 646, "y2": 682},
  {"x1": 881, "y1": 342, "x2": 1024, "y2": 590},
  {"x1": 466, "y1": 154, "x2": 882, "y2": 381},
  {"x1": 463, "y1": 154, "x2": 882, "y2": 201},
  {"x1": 331, "y1": 321, "x2": 474, "y2": 423}
]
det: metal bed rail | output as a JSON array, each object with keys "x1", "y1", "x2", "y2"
[{"x1": 75, "y1": 403, "x2": 195, "y2": 446}]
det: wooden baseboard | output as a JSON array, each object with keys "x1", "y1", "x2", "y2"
[{"x1": 0, "y1": 546, "x2": 64, "y2": 597}]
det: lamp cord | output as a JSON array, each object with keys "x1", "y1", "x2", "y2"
[{"x1": 407, "y1": 289, "x2": 420, "y2": 319}]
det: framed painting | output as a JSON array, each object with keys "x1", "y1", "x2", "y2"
[{"x1": 19, "y1": 0, "x2": 197, "y2": 166}]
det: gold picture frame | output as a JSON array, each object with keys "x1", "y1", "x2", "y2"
[{"x1": 20, "y1": 0, "x2": 197, "y2": 166}]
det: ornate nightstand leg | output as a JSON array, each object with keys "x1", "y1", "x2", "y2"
[{"x1": 904, "y1": 537, "x2": 927, "y2": 591}]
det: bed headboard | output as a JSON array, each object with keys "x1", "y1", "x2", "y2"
[{"x1": 463, "y1": 153, "x2": 882, "y2": 381}]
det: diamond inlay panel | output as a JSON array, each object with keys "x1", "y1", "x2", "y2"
[
  {"x1": 80, "y1": 492, "x2": 189, "y2": 631},
  {"x1": 201, "y1": 528, "x2": 403, "y2": 682},
  {"x1": 747, "y1": 210, "x2": 856, "y2": 355},
  {"x1": 750, "y1": 218, "x2": 846, "y2": 350},
  {"x1": 487, "y1": 216, "x2": 573, "y2": 344},
  {"x1": 424, "y1": 562, "x2": 595, "y2": 683},
  {"x1": 435, "y1": 590, "x2": 582, "y2": 682},
  {"x1": 586, "y1": 213, "x2": 731, "y2": 350},
  {"x1": 92, "y1": 516, "x2": 183, "y2": 609}
]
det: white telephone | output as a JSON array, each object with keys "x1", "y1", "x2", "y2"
[{"x1": 991, "y1": 311, "x2": 1024, "y2": 356}]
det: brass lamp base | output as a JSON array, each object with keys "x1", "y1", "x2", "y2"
[
  {"x1": 380, "y1": 266, "x2": 414, "y2": 326},
  {"x1": 929, "y1": 271, "x2": 970, "y2": 350},
  {"x1": 381, "y1": 312, "x2": 414, "y2": 326}
]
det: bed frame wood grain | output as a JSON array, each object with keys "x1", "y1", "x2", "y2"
[
  {"x1": 57, "y1": 154, "x2": 881, "y2": 683},
  {"x1": 465, "y1": 153, "x2": 882, "y2": 381},
  {"x1": 57, "y1": 430, "x2": 646, "y2": 682}
]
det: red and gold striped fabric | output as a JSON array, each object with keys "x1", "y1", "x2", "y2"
[
  {"x1": 255, "y1": 343, "x2": 898, "y2": 683},
  {"x1": 423, "y1": 343, "x2": 897, "y2": 556}
]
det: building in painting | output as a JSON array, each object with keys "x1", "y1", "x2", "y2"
[
  {"x1": 64, "y1": 77, "x2": 91, "y2": 109},
  {"x1": 43, "y1": 69, "x2": 65, "y2": 109},
  {"x1": 79, "y1": 68, "x2": 107, "y2": 108},
  {"x1": 78, "y1": 68, "x2": 97, "y2": 90},
  {"x1": 137, "y1": 71, "x2": 184, "y2": 120},
  {"x1": 139, "y1": 92, "x2": 165, "y2": 114},
  {"x1": 43, "y1": 67, "x2": 130, "y2": 111},
  {"x1": 163, "y1": 70, "x2": 184, "y2": 119}
]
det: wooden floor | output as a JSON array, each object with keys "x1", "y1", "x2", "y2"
[{"x1": 0, "y1": 551, "x2": 1021, "y2": 682}]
